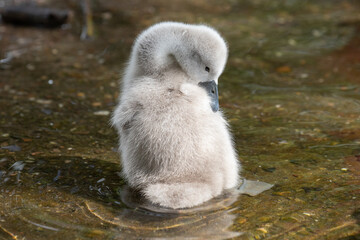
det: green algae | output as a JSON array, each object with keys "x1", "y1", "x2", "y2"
[{"x1": 1, "y1": 0, "x2": 360, "y2": 239}]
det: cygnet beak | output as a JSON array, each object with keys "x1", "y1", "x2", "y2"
[{"x1": 198, "y1": 80, "x2": 219, "y2": 112}]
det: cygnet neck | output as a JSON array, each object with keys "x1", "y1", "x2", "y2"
[{"x1": 136, "y1": 25, "x2": 190, "y2": 76}]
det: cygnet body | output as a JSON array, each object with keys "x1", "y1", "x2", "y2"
[{"x1": 112, "y1": 22, "x2": 240, "y2": 209}]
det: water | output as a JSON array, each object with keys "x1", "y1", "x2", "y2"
[{"x1": 0, "y1": 0, "x2": 359, "y2": 239}]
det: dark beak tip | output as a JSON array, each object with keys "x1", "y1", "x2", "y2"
[
  {"x1": 198, "y1": 80, "x2": 219, "y2": 113},
  {"x1": 211, "y1": 103, "x2": 219, "y2": 112}
]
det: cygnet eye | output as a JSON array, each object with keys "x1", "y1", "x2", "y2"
[{"x1": 205, "y1": 66, "x2": 210, "y2": 72}]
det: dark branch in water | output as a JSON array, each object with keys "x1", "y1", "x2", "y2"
[
  {"x1": 0, "y1": 225, "x2": 18, "y2": 240},
  {"x1": 1, "y1": 4, "x2": 70, "y2": 28}
]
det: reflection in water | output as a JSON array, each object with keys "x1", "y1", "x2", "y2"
[
  {"x1": 0, "y1": 156, "x2": 242, "y2": 239},
  {"x1": 89, "y1": 186, "x2": 241, "y2": 239}
]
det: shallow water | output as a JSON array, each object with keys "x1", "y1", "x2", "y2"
[{"x1": 0, "y1": 0, "x2": 360, "y2": 239}]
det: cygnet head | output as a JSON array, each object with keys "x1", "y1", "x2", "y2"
[{"x1": 126, "y1": 22, "x2": 228, "y2": 112}]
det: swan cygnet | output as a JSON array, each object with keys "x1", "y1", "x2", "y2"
[{"x1": 112, "y1": 22, "x2": 240, "y2": 209}]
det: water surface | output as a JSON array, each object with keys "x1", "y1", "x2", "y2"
[{"x1": 0, "y1": 0, "x2": 359, "y2": 239}]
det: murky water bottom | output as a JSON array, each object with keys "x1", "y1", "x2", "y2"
[
  {"x1": 1, "y1": 0, "x2": 360, "y2": 239},
  {"x1": 0, "y1": 157, "x2": 242, "y2": 239}
]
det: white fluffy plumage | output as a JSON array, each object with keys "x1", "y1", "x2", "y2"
[{"x1": 112, "y1": 22, "x2": 240, "y2": 209}]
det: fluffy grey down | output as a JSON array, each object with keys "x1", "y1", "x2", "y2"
[{"x1": 112, "y1": 22, "x2": 240, "y2": 209}]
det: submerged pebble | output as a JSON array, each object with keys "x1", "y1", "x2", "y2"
[
  {"x1": 238, "y1": 179, "x2": 274, "y2": 196},
  {"x1": 93, "y1": 110, "x2": 110, "y2": 116},
  {"x1": 1, "y1": 145, "x2": 21, "y2": 152},
  {"x1": 9, "y1": 161, "x2": 25, "y2": 171}
]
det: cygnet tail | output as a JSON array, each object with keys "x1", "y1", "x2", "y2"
[{"x1": 142, "y1": 182, "x2": 215, "y2": 209}]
